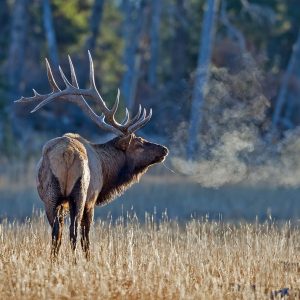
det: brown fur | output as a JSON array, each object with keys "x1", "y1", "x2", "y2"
[
  {"x1": 37, "y1": 132, "x2": 168, "y2": 259},
  {"x1": 94, "y1": 142, "x2": 148, "y2": 205}
]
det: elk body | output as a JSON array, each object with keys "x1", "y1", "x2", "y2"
[{"x1": 16, "y1": 52, "x2": 168, "y2": 259}]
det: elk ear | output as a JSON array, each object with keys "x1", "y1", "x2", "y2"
[{"x1": 116, "y1": 134, "x2": 133, "y2": 151}]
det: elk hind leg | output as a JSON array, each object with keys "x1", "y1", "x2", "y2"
[
  {"x1": 81, "y1": 208, "x2": 94, "y2": 260},
  {"x1": 51, "y1": 204, "x2": 65, "y2": 259},
  {"x1": 40, "y1": 173, "x2": 64, "y2": 259},
  {"x1": 69, "y1": 177, "x2": 87, "y2": 253}
]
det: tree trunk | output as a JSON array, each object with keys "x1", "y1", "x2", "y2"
[
  {"x1": 0, "y1": 0, "x2": 9, "y2": 62},
  {"x1": 272, "y1": 29, "x2": 300, "y2": 133},
  {"x1": 148, "y1": 0, "x2": 162, "y2": 87},
  {"x1": 78, "y1": 0, "x2": 104, "y2": 87},
  {"x1": 171, "y1": 0, "x2": 189, "y2": 83},
  {"x1": 8, "y1": 0, "x2": 28, "y2": 98},
  {"x1": 85, "y1": 0, "x2": 105, "y2": 52},
  {"x1": 187, "y1": 0, "x2": 219, "y2": 158},
  {"x1": 121, "y1": 0, "x2": 146, "y2": 111},
  {"x1": 43, "y1": 0, "x2": 59, "y2": 66}
]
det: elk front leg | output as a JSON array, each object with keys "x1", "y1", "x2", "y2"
[{"x1": 81, "y1": 208, "x2": 94, "y2": 260}]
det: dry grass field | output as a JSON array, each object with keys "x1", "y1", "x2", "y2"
[
  {"x1": 2, "y1": 160, "x2": 300, "y2": 299},
  {"x1": 1, "y1": 214, "x2": 300, "y2": 299}
]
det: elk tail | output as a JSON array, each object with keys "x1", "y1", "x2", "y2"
[{"x1": 46, "y1": 140, "x2": 83, "y2": 197}]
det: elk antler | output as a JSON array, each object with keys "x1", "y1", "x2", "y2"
[{"x1": 15, "y1": 51, "x2": 152, "y2": 136}]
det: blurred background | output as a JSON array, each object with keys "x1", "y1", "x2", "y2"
[{"x1": 1, "y1": 0, "x2": 300, "y2": 222}]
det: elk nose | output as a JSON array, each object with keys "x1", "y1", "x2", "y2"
[{"x1": 162, "y1": 146, "x2": 169, "y2": 156}]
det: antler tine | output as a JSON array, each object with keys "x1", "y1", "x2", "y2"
[
  {"x1": 110, "y1": 88, "x2": 120, "y2": 117},
  {"x1": 127, "y1": 104, "x2": 142, "y2": 126},
  {"x1": 45, "y1": 58, "x2": 60, "y2": 92},
  {"x1": 59, "y1": 65, "x2": 73, "y2": 88},
  {"x1": 121, "y1": 108, "x2": 130, "y2": 125},
  {"x1": 140, "y1": 108, "x2": 147, "y2": 122},
  {"x1": 68, "y1": 55, "x2": 79, "y2": 88},
  {"x1": 117, "y1": 104, "x2": 141, "y2": 129},
  {"x1": 125, "y1": 108, "x2": 146, "y2": 131},
  {"x1": 116, "y1": 104, "x2": 142, "y2": 131},
  {"x1": 128, "y1": 108, "x2": 152, "y2": 133},
  {"x1": 88, "y1": 50, "x2": 96, "y2": 91},
  {"x1": 32, "y1": 89, "x2": 40, "y2": 96},
  {"x1": 87, "y1": 50, "x2": 109, "y2": 112}
]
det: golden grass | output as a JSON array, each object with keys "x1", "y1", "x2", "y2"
[{"x1": 1, "y1": 215, "x2": 300, "y2": 299}]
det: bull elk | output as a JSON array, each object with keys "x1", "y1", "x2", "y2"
[{"x1": 16, "y1": 52, "x2": 168, "y2": 259}]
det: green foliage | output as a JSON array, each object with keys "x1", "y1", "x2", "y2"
[
  {"x1": 96, "y1": 1, "x2": 124, "y2": 94},
  {"x1": 225, "y1": 0, "x2": 299, "y2": 71},
  {"x1": 52, "y1": 0, "x2": 91, "y2": 52}
]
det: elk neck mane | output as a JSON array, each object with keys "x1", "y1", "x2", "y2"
[{"x1": 95, "y1": 142, "x2": 148, "y2": 206}]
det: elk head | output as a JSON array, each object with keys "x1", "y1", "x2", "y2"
[{"x1": 114, "y1": 134, "x2": 168, "y2": 172}]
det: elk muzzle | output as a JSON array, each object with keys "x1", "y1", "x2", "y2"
[{"x1": 153, "y1": 144, "x2": 169, "y2": 163}]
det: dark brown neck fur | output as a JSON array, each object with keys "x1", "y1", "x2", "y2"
[{"x1": 94, "y1": 141, "x2": 147, "y2": 206}]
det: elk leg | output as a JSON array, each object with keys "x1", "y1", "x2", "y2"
[
  {"x1": 40, "y1": 174, "x2": 64, "y2": 259},
  {"x1": 45, "y1": 203, "x2": 56, "y2": 228},
  {"x1": 69, "y1": 202, "x2": 82, "y2": 253},
  {"x1": 69, "y1": 178, "x2": 87, "y2": 253},
  {"x1": 42, "y1": 174, "x2": 61, "y2": 227},
  {"x1": 81, "y1": 208, "x2": 94, "y2": 260},
  {"x1": 51, "y1": 204, "x2": 65, "y2": 259}
]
